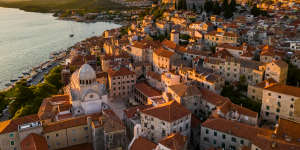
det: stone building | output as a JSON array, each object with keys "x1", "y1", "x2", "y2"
[
  {"x1": 66, "y1": 64, "x2": 109, "y2": 116},
  {"x1": 265, "y1": 60, "x2": 288, "y2": 84},
  {"x1": 140, "y1": 101, "x2": 191, "y2": 143},
  {"x1": 261, "y1": 84, "x2": 300, "y2": 123},
  {"x1": 107, "y1": 67, "x2": 136, "y2": 98}
]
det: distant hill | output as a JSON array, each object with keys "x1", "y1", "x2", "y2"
[{"x1": 0, "y1": 0, "x2": 128, "y2": 13}]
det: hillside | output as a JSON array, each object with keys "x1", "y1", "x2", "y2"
[{"x1": 0, "y1": 0, "x2": 128, "y2": 13}]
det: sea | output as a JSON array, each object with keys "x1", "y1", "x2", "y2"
[{"x1": 0, "y1": 7, "x2": 120, "y2": 90}]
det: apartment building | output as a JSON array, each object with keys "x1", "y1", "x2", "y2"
[
  {"x1": 203, "y1": 57, "x2": 265, "y2": 85},
  {"x1": 179, "y1": 67, "x2": 225, "y2": 94},
  {"x1": 107, "y1": 67, "x2": 136, "y2": 97},
  {"x1": 216, "y1": 43, "x2": 255, "y2": 59},
  {"x1": 134, "y1": 82, "x2": 162, "y2": 105},
  {"x1": 215, "y1": 101, "x2": 258, "y2": 126},
  {"x1": 0, "y1": 110, "x2": 127, "y2": 150},
  {"x1": 251, "y1": 118, "x2": 300, "y2": 150},
  {"x1": 153, "y1": 47, "x2": 179, "y2": 73},
  {"x1": 265, "y1": 60, "x2": 288, "y2": 84},
  {"x1": 247, "y1": 78, "x2": 277, "y2": 102},
  {"x1": 129, "y1": 40, "x2": 160, "y2": 63},
  {"x1": 261, "y1": 84, "x2": 300, "y2": 123},
  {"x1": 204, "y1": 31, "x2": 240, "y2": 46},
  {"x1": 140, "y1": 101, "x2": 191, "y2": 142},
  {"x1": 161, "y1": 71, "x2": 181, "y2": 90},
  {"x1": 146, "y1": 71, "x2": 163, "y2": 91},
  {"x1": 165, "y1": 84, "x2": 202, "y2": 116},
  {"x1": 200, "y1": 118, "x2": 269, "y2": 150}
]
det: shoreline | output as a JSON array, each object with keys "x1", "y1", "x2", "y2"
[{"x1": 0, "y1": 7, "x2": 125, "y2": 92}]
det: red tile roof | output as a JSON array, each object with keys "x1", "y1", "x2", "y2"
[
  {"x1": 142, "y1": 101, "x2": 191, "y2": 122},
  {"x1": 130, "y1": 137, "x2": 157, "y2": 150},
  {"x1": 107, "y1": 67, "x2": 136, "y2": 77},
  {"x1": 154, "y1": 47, "x2": 175, "y2": 58},
  {"x1": 21, "y1": 133, "x2": 48, "y2": 150},
  {"x1": 202, "y1": 118, "x2": 272, "y2": 142},
  {"x1": 159, "y1": 133, "x2": 187, "y2": 150},
  {"x1": 135, "y1": 82, "x2": 161, "y2": 97},
  {"x1": 0, "y1": 115, "x2": 40, "y2": 134}
]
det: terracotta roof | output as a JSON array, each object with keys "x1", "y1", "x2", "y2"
[
  {"x1": 21, "y1": 133, "x2": 48, "y2": 150},
  {"x1": 161, "y1": 40, "x2": 177, "y2": 50},
  {"x1": 101, "y1": 109, "x2": 125, "y2": 133},
  {"x1": 58, "y1": 143, "x2": 94, "y2": 150},
  {"x1": 0, "y1": 115, "x2": 40, "y2": 134},
  {"x1": 169, "y1": 84, "x2": 202, "y2": 97},
  {"x1": 218, "y1": 101, "x2": 258, "y2": 118},
  {"x1": 276, "y1": 118, "x2": 300, "y2": 143},
  {"x1": 130, "y1": 137, "x2": 157, "y2": 150},
  {"x1": 154, "y1": 47, "x2": 175, "y2": 58},
  {"x1": 124, "y1": 105, "x2": 153, "y2": 119},
  {"x1": 252, "y1": 133, "x2": 300, "y2": 150},
  {"x1": 147, "y1": 71, "x2": 161, "y2": 81},
  {"x1": 38, "y1": 95, "x2": 70, "y2": 120},
  {"x1": 107, "y1": 67, "x2": 136, "y2": 77},
  {"x1": 142, "y1": 101, "x2": 191, "y2": 122},
  {"x1": 265, "y1": 84, "x2": 300, "y2": 97},
  {"x1": 202, "y1": 118, "x2": 272, "y2": 142},
  {"x1": 43, "y1": 113, "x2": 101, "y2": 133},
  {"x1": 159, "y1": 133, "x2": 187, "y2": 150},
  {"x1": 135, "y1": 82, "x2": 161, "y2": 97},
  {"x1": 199, "y1": 88, "x2": 230, "y2": 106}
]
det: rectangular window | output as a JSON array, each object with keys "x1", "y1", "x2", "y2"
[
  {"x1": 206, "y1": 129, "x2": 209, "y2": 134},
  {"x1": 10, "y1": 141, "x2": 14, "y2": 146},
  {"x1": 240, "y1": 140, "x2": 244, "y2": 144},
  {"x1": 222, "y1": 134, "x2": 226, "y2": 139},
  {"x1": 9, "y1": 133, "x2": 14, "y2": 138},
  {"x1": 214, "y1": 131, "x2": 217, "y2": 136},
  {"x1": 232, "y1": 137, "x2": 236, "y2": 142}
]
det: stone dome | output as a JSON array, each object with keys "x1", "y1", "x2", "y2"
[{"x1": 79, "y1": 64, "x2": 96, "y2": 81}]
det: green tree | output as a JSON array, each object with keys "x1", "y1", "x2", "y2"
[{"x1": 44, "y1": 66, "x2": 63, "y2": 90}]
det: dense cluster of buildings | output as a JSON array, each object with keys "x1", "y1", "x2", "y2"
[{"x1": 1, "y1": 0, "x2": 300, "y2": 150}]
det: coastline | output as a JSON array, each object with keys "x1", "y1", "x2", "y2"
[{"x1": 0, "y1": 7, "x2": 124, "y2": 92}]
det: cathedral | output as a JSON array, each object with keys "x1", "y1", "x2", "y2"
[{"x1": 68, "y1": 64, "x2": 109, "y2": 116}]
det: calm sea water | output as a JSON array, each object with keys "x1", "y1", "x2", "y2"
[{"x1": 0, "y1": 7, "x2": 120, "y2": 90}]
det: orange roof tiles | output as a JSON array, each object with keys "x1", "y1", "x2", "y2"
[
  {"x1": 0, "y1": 115, "x2": 40, "y2": 134},
  {"x1": 202, "y1": 118, "x2": 272, "y2": 142},
  {"x1": 124, "y1": 105, "x2": 153, "y2": 118},
  {"x1": 58, "y1": 143, "x2": 94, "y2": 150},
  {"x1": 142, "y1": 101, "x2": 191, "y2": 122},
  {"x1": 265, "y1": 84, "x2": 300, "y2": 97},
  {"x1": 147, "y1": 71, "x2": 161, "y2": 81},
  {"x1": 107, "y1": 67, "x2": 136, "y2": 77},
  {"x1": 21, "y1": 133, "x2": 48, "y2": 150},
  {"x1": 169, "y1": 84, "x2": 202, "y2": 97},
  {"x1": 154, "y1": 47, "x2": 175, "y2": 58},
  {"x1": 130, "y1": 137, "x2": 157, "y2": 150},
  {"x1": 218, "y1": 101, "x2": 258, "y2": 118},
  {"x1": 135, "y1": 82, "x2": 161, "y2": 97},
  {"x1": 159, "y1": 133, "x2": 187, "y2": 150},
  {"x1": 199, "y1": 88, "x2": 230, "y2": 106}
]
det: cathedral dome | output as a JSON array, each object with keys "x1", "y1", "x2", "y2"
[{"x1": 79, "y1": 64, "x2": 96, "y2": 81}]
